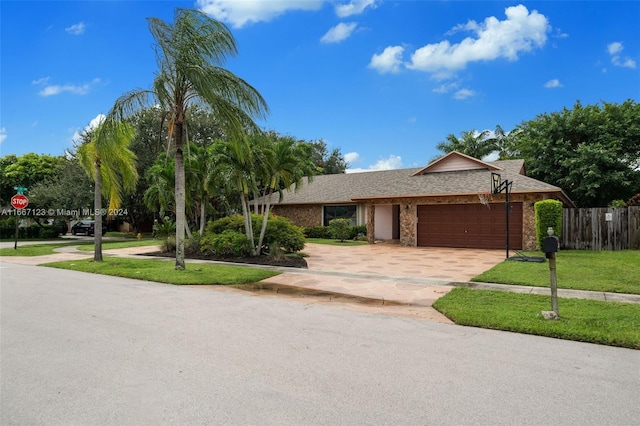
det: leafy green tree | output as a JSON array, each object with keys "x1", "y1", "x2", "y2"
[
  {"x1": 28, "y1": 155, "x2": 94, "y2": 213},
  {"x1": 108, "y1": 8, "x2": 268, "y2": 269},
  {"x1": 78, "y1": 122, "x2": 138, "y2": 261},
  {"x1": 307, "y1": 140, "x2": 347, "y2": 174},
  {"x1": 436, "y1": 130, "x2": 497, "y2": 159},
  {"x1": 1, "y1": 153, "x2": 61, "y2": 204},
  {"x1": 512, "y1": 100, "x2": 640, "y2": 207}
]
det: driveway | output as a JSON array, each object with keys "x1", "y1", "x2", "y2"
[
  {"x1": 302, "y1": 242, "x2": 505, "y2": 282},
  {"x1": 261, "y1": 243, "x2": 506, "y2": 321}
]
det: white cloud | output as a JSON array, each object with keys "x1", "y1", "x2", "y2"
[
  {"x1": 404, "y1": 5, "x2": 549, "y2": 75},
  {"x1": 321, "y1": 22, "x2": 357, "y2": 43},
  {"x1": 344, "y1": 152, "x2": 360, "y2": 164},
  {"x1": 65, "y1": 22, "x2": 85, "y2": 35},
  {"x1": 346, "y1": 155, "x2": 403, "y2": 173},
  {"x1": 0, "y1": 127, "x2": 7, "y2": 144},
  {"x1": 432, "y1": 81, "x2": 460, "y2": 94},
  {"x1": 31, "y1": 77, "x2": 50, "y2": 85},
  {"x1": 453, "y1": 89, "x2": 475, "y2": 99},
  {"x1": 368, "y1": 46, "x2": 404, "y2": 74},
  {"x1": 71, "y1": 114, "x2": 106, "y2": 144},
  {"x1": 544, "y1": 79, "x2": 563, "y2": 88},
  {"x1": 607, "y1": 42, "x2": 623, "y2": 55},
  {"x1": 37, "y1": 78, "x2": 100, "y2": 97},
  {"x1": 197, "y1": 0, "x2": 323, "y2": 28},
  {"x1": 607, "y1": 42, "x2": 636, "y2": 69},
  {"x1": 335, "y1": 0, "x2": 377, "y2": 18}
]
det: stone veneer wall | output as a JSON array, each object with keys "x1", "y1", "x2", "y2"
[{"x1": 271, "y1": 205, "x2": 323, "y2": 227}]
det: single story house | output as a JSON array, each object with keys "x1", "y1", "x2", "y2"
[{"x1": 270, "y1": 151, "x2": 574, "y2": 251}]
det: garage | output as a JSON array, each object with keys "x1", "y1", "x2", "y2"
[{"x1": 417, "y1": 203, "x2": 523, "y2": 250}]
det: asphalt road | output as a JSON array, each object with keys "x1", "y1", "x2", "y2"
[{"x1": 1, "y1": 262, "x2": 639, "y2": 425}]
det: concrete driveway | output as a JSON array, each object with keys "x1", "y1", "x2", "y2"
[
  {"x1": 261, "y1": 243, "x2": 506, "y2": 320},
  {"x1": 303, "y1": 242, "x2": 506, "y2": 282}
]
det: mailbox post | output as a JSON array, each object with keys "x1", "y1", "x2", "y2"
[{"x1": 542, "y1": 227, "x2": 560, "y2": 319}]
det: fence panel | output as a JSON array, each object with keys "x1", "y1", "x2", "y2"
[{"x1": 562, "y1": 206, "x2": 640, "y2": 250}]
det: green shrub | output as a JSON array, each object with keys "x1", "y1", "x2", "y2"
[
  {"x1": 153, "y1": 217, "x2": 176, "y2": 252},
  {"x1": 534, "y1": 200, "x2": 563, "y2": 249},
  {"x1": 204, "y1": 214, "x2": 305, "y2": 255},
  {"x1": 329, "y1": 218, "x2": 352, "y2": 242},
  {"x1": 38, "y1": 225, "x2": 59, "y2": 239},
  {"x1": 304, "y1": 226, "x2": 331, "y2": 239},
  {"x1": 53, "y1": 218, "x2": 68, "y2": 236},
  {"x1": 184, "y1": 234, "x2": 202, "y2": 255},
  {"x1": 263, "y1": 215, "x2": 305, "y2": 253},
  {"x1": 351, "y1": 225, "x2": 367, "y2": 239},
  {"x1": 201, "y1": 230, "x2": 252, "y2": 257}
]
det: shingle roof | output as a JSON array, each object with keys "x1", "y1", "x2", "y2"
[{"x1": 271, "y1": 158, "x2": 570, "y2": 205}]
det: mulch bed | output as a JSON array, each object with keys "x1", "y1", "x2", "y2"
[{"x1": 144, "y1": 250, "x2": 308, "y2": 269}]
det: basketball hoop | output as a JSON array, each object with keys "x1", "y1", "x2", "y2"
[{"x1": 478, "y1": 191, "x2": 491, "y2": 208}]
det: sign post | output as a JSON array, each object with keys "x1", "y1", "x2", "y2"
[
  {"x1": 12, "y1": 187, "x2": 28, "y2": 250},
  {"x1": 542, "y1": 227, "x2": 560, "y2": 320}
]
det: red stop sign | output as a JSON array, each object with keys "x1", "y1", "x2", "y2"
[{"x1": 11, "y1": 194, "x2": 28, "y2": 209}]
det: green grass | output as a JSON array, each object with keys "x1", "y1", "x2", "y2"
[
  {"x1": 44, "y1": 257, "x2": 280, "y2": 285},
  {"x1": 434, "y1": 288, "x2": 640, "y2": 349},
  {"x1": 0, "y1": 242, "x2": 86, "y2": 257},
  {"x1": 104, "y1": 232, "x2": 153, "y2": 238},
  {"x1": 306, "y1": 238, "x2": 368, "y2": 246},
  {"x1": 473, "y1": 250, "x2": 640, "y2": 294},
  {"x1": 76, "y1": 239, "x2": 160, "y2": 251}
]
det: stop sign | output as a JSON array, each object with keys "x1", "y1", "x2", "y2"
[{"x1": 11, "y1": 194, "x2": 28, "y2": 209}]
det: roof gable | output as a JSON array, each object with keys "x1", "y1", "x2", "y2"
[{"x1": 413, "y1": 151, "x2": 502, "y2": 175}]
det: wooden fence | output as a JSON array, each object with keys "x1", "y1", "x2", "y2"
[{"x1": 562, "y1": 206, "x2": 640, "y2": 250}]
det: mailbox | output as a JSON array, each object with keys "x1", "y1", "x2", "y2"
[{"x1": 542, "y1": 236, "x2": 559, "y2": 258}]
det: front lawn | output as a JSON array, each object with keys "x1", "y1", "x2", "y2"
[
  {"x1": 433, "y1": 288, "x2": 640, "y2": 349},
  {"x1": 44, "y1": 257, "x2": 280, "y2": 285},
  {"x1": 0, "y1": 242, "x2": 86, "y2": 257},
  {"x1": 473, "y1": 250, "x2": 640, "y2": 294},
  {"x1": 76, "y1": 239, "x2": 160, "y2": 251},
  {"x1": 306, "y1": 238, "x2": 368, "y2": 246}
]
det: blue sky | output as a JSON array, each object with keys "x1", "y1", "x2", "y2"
[{"x1": 1, "y1": 1, "x2": 638, "y2": 172}]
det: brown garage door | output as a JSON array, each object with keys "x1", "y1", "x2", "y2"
[{"x1": 417, "y1": 203, "x2": 522, "y2": 249}]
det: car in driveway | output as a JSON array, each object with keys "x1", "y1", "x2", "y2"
[{"x1": 71, "y1": 220, "x2": 107, "y2": 236}]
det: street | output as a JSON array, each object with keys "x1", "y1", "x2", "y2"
[{"x1": 1, "y1": 262, "x2": 639, "y2": 425}]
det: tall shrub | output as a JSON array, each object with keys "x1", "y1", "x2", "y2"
[{"x1": 534, "y1": 200, "x2": 563, "y2": 249}]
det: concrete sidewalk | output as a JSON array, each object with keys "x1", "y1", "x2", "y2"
[{"x1": 2, "y1": 243, "x2": 639, "y2": 313}]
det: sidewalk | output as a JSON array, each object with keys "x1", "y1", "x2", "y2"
[{"x1": 2, "y1": 243, "x2": 639, "y2": 312}]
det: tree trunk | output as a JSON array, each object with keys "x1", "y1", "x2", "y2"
[
  {"x1": 257, "y1": 192, "x2": 272, "y2": 255},
  {"x1": 240, "y1": 193, "x2": 256, "y2": 255},
  {"x1": 199, "y1": 201, "x2": 206, "y2": 236},
  {"x1": 93, "y1": 159, "x2": 103, "y2": 262},
  {"x1": 174, "y1": 123, "x2": 186, "y2": 270}
]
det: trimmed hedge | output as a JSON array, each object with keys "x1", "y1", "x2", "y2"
[
  {"x1": 534, "y1": 200, "x2": 563, "y2": 249},
  {"x1": 0, "y1": 218, "x2": 60, "y2": 239},
  {"x1": 304, "y1": 225, "x2": 367, "y2": 240}
]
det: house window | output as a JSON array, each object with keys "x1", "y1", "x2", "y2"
[{"x1": 324, "y1": 205, "x2": 357, "y2": 226}]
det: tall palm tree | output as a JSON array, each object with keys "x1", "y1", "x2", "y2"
[
  {"x1": 436, "y1": 129, "x2": 497, "y2": 159},
  {"x1": 255, "y1": 135, "x2": 315, "y2": 252},
  {"x1": 210, "y1": 137, "x2": 258, "y2": 254},
  {"x1": 107, "y1": 8, "x2": 268, "y2": 269},
  {"x1": 78, "y1": 122, "x2": 138, "y2": 261}
]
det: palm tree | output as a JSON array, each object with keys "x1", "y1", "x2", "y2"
[
  {"x1": 255, "y1": 135, "x2": 315, "y2": 252},
  {"x1": 210, "y1": 137, "x2": 258, "y2": 254},
  {"x1": 77, "y1": 122, "x2": 138, "y2": 261},
  {"x1": 107, "y1": 8, "x2": 268, "y2": 269},
  {"x1": 436, "y1": 130, "x2": 497, "y2": 159},
  {"x1": 143, "y1": 153, "x2": 175, "y2": 218}
]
